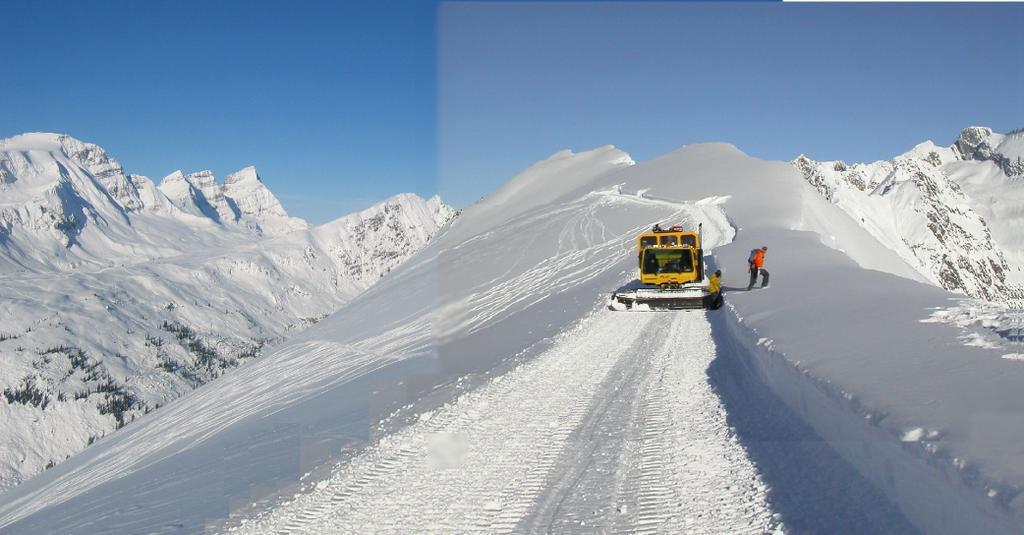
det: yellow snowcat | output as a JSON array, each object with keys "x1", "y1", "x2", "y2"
[{"x1": 611, "y1": 224, "x2": 710, "y2": 310}]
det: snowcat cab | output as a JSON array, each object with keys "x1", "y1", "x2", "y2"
[{"x1": 611, "y1": 224, "x2": 710, "y2": 310}]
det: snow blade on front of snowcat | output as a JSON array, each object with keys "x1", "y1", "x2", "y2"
[{"x1": 611, "y1": 285, "x2": 708, "y2": 311}]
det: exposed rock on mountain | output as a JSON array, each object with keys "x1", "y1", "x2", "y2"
[{"x1": 793, "y1": 127, "x2": 1024, "y2": 305}]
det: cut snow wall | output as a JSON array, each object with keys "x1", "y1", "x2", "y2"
[{"x1": 711, "y1": 305, "x2": 1024, "y2": 534}]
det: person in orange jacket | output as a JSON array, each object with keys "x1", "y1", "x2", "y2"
[{"x1": 747, "y1": 246, "x2": 769, "y2": 290}]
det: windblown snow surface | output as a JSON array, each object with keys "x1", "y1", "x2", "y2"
[{"x1": 2, "y1": 143, "x2": 1023, "y2": 533}]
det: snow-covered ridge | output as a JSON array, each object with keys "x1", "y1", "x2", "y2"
[
  {"x1": 792, "y1": 126, "x2": 1024, "y2": 305},
  {"x1": 0, "y1": 133, "x2": 456, "y2": 490}
]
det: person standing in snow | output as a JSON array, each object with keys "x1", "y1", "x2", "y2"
[
  {"x1": 706, "y1": 269, "x2": 724, "y2": 309},
  {"x1": 747, "y1": 246, "x2": 769, "y2": 290}
]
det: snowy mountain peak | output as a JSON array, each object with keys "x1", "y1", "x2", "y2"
[
  {"x1": 897, "y1": 140, "x2": 958, "y2": 167},
  {"x1": 467, "y1": 144, "x2": 633, "y2": 233},
  {"x1": 0, "y1": 133, "x2": 93, "y2": 155},
  {"x1": 1, "y1": 133, "x2": 144, "y2": 213},
  {"x1": 188, "y1": 170, "x2": 240, "y2": 223},
  {"x1": 319, "y1": 192, "x2": 455, "y2": 247},
  {"x1": 185, "y1": 169, "x2": 216, "y2": 188},
  {"x1": 792, "y1": 126, "x2": 1024, "y2": 305},
  {"x1": 156, "y1": 167, "x2": 307, "y2": 233},
  {"x1": 129, "y1": 174, "x2": 182, "y2": 215},
  {"x1": 953, "y1": 126, "x2": 1000, "y2": 160},
  {"x1": 426, "y1": 194, "x2": 459, "y2": 224},
  {"x1": 222, "y1": 167, "x2": 288, "y2": 219},
  {"x1": 223, "y1": 165, "x2": 259, "y2": 186},
  {"x1": 952, "y1": 126, "x2": 1023, "y2": 177},
  {"x1": 1, "y1": 133, "x2": 316, "y2": 272},
  {"x1": 157, "y1": 169, "x2": 187, "y2": 188},
  {"x1": 158, "y1": 170, "x2": 222, "y2": 221},
  {"x1": 224, "y1": 166, "x2": 307, "y2": 233}
]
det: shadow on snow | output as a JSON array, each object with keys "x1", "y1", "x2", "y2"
[{"x1": 705, "y1": 309, "x2": 919, "y2": 534}]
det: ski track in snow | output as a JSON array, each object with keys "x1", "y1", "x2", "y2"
[{"x1": 227, "y1": 310, "x2": 775, "y2": 534}]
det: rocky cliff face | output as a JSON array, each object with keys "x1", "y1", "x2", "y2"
[
  {"x1": 312, "y1": 193, "x2": 458, "y2": 287},
  {"x1": 953, "y1": 126, "x2": 1024, "y2": 178},
  {"x1": 58, "y1": 136, "x2": 145, "y2": 213},
  {"x1": 793, "y1": 127, "x2": 1024, "y2": 306}
]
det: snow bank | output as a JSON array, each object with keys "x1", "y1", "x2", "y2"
[{"x1": 710, "y1": 231, "x2": 1024, "y2": 533}]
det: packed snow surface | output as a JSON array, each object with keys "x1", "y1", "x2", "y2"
[{"x1": 226, "y1": 310, "x2": 902, "y2": 534}]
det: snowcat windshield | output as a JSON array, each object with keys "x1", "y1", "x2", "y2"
[{"x1": 642, "y1": 249, "x2": 695, "y2": 275}]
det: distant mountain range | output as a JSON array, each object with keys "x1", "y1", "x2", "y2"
[
  {"x1": 0, "y1": 133, "x2": 456, "y2": 489},
  {"x1": 793, "y1": 126, "x2": 1024, "y2": 305}
]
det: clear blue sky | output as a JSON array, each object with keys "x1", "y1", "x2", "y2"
[
  {"x1": 1, "y1": 0, "x2": 437, "y2": 223},
  {"x1": 3, "y1": 2, "x2": 1022, "y2": 221},
  {"x1": 438, "y1": 2, "x2": 1024, "y2": 207}
]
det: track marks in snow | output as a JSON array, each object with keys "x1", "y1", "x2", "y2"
[
  {"x1": 623, "y1": 312, "x2": 774, "y2": 533},
  {"x1": 527, "y1": 311, "x2": 774, "y2": 533},
  {"x1": 439, "y1": 190, "x2": 709, "y2": 340},
  {"x1": 229, "y1": 311, "x2": 778, "y2": 534},
  {"x1": 588, "y1": 186, "x2": 737, "y2": 249},
  {"x1": 229, "y1": 311, "x2": 658, "y2": 534}
]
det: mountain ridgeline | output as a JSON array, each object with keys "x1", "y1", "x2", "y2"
[
  {"x1": 0, "y1": 133, "x2": 456, "y2": 489},
  {"x1": 0, "y1": 133, "x2": 312, "y2": 272},
  {"x1": 793, "y1": 126, "x2": 1024, "y2": 306}
]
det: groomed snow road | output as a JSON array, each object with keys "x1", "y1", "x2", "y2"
[{"x1": 228, "y1": 310, "x2": 779, "y2": 534}]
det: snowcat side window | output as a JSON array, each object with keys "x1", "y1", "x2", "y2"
[
  {"x1": 679, "y1": 253, "x2": 695, "y2": 273},
  {"x1": 642, "y1": 252, "x2": 660, "y2": 274},
  {"x1": 681, "y1": 235, "x2": 696, "y2": 247},
  {"x1": 659, "y1": 235, "x2": 678, "y2": 247},
  {"x1": 640, "y1": 236, "x2": 658, "y2": 249}
]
